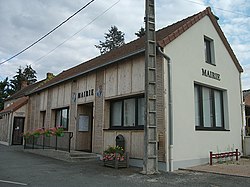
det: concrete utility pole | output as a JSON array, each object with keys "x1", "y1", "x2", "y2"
[{"x1": 143, "y1": 0, "x2": 158, "y2": 174}]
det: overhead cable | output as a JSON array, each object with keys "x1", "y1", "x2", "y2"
[
  {"x1": 0, "y1": 0, "x2": 95, "y2": 65},
  {"x1": 34, "y1": 0, "x2": 120, "y2": 63}
]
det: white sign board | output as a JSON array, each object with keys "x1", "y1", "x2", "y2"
[{"x1": 78, "y1": 115, "x2": 89, "y2": 132}]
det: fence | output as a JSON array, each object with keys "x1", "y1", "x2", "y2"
[
  {"x1": 209, "y1": 149, "x2": 241, "y2": 165},
  {"x1": 244, "y1": 136, "x2": 250, "y2": 156},
  {"x1": 24, "y1": 132, "x2": 73, "y2": 152}
]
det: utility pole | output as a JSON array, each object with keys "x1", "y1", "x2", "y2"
[{"x1": 143, "y1": 0, "x2": 158, "y2": 174}]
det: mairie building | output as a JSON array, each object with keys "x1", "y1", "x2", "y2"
[{"x1": 0, "y1": 7, "x2": 244, "y2": 171}]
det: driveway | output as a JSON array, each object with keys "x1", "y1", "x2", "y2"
[{"x1": 0, "y1": 145, "x2": 250, "y2": 187}]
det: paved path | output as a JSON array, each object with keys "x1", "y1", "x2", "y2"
[
  {"x1": 1, "y1": 145, "x2": 250, "y2": 187},
  {"x1": 184, "y1": 159, "x2": 250, "y2": 178}
]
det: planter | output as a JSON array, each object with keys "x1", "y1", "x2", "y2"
[{"x1": 103, "y1": 152, "x2": 129, "y2": 169}]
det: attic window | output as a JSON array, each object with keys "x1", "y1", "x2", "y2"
[{"x1": 204, "y1": 36, "x2": 215, "y2": 65}]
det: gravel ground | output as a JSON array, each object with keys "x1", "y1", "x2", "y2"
[{"x1": 183, "y1": 158, "x2": 250, "y2": 178}]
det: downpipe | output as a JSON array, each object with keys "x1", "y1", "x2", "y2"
[
  {"x1": 157, "y1": 46, "x2": 173, "y2": 172},
  {"x1": 239, "y1": 73, "x2": 245, "y2": 155}
]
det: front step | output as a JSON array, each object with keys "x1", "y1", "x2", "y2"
[{"x1": 69, "y1": 151, "x2": 99, "y2": 160}]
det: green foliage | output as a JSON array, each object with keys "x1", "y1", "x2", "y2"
[
  {"x1": 0, "y1": 77, "x2": 11, "y2": 110},
  {"x1": 23, "y1": 65, "x2": 37, "y2": 84},
  {"x1": 22, "y1": 131, "x2": 32, "y2": 139},
  {"x1": 95, "y1": 26, "x2": 125, "y2": 54},
  {"x1": 0, "y1": 65, "x2": 37, "y2": 111},
  {"x1": 135, "y1": 27, "x2": 145, "y2": 38},
  {"x1": 104, "y1": 146, "x2": 124, "y2": 155},
  {"x1": 10, "y1": 65, "x2": 37, "y2": 93},
  {"x1": 22, "y1": 127, "x2": 65, "y2": 139}
]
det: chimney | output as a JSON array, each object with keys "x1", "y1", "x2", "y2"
[
  {"x1": 21, "y1": 80, "x2": 28, "y2": 89},
  {"x1": 46, "y1": 72, "x2": 54, "y2": 80}
]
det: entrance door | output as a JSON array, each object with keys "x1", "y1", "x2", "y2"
[
  {"x1": 77, "y1": 103, "x2": 93, "y2": 152},
  {"x1": 12, "y1": 117, "x2": 25, "y2": 145}
]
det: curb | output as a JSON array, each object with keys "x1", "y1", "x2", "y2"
[{"x1": 179, "y1": 168, "x2": 250, "y2": 179}]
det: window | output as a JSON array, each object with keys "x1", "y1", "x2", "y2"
[
  {"x1": 55, "y1": 108, "x2": 69, "y2": 130},
  {"x1": 40, "y1": 111, "x2": 46, "y2": 128},
  {"x1": 194, "y1": 84, "x2": 224, "y2": 130},
  {"x1": 204, "y1": 36, "x2": 215, "y2": 65},
  {"x1": 110, "y1": 97, "x2": 145, "y2": 129}
]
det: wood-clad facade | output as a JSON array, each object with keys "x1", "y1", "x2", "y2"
[{"x1": 26, "y1": 53, "x2": 165, "y2": 161}]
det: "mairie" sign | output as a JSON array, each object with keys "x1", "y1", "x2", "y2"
[{"x1": 201, "y1": 68, "x2": 220, "y2": 81}]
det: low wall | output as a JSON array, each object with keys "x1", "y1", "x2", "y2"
[{"x1": 244, "y1": 136, "x2": 250, "y2": 156}]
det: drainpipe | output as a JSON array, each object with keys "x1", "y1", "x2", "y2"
[
  {"x1": 239, "y1": 73, "x2": 245, "y2": 155},
  {"x1": 157, "y1": 46, "x2": 173, "y2": 172}
]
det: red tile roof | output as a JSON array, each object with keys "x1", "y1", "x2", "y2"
[
  {"x1": 0, "y1": 97, "x2": 28, "y2": 115},
  {"x1": 30, "y1": 7, "x2": 243, "y2": 94}
]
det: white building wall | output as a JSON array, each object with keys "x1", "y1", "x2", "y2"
[{"x1": 163, "y1": 16, "x2": 242, "y2": 169}]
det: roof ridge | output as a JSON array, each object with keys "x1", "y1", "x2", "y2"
[
  {"x1": 0, "y1": 96, "x2": 28, "y2": 114},
  {"x1": 158, "y1": 7, "x2": 210, "y2": 47},
  {"x1": 5, "y1": 78, "x2": 48, "y2": 101}
]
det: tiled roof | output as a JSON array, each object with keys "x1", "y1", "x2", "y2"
[
  {"x1": 5, "y1": 74, "x2": 55, "y2": 101},
  {"x1": 0, "y1": 97, "x2": 28, "y2": 115},
  {"x1": 30, "y1": 7, "x2": 243, "y2": 94},
  {"x1": 5, "y1": 80, "x2": 43, "y2": 101}
]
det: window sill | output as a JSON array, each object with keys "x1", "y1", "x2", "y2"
[
  {"x1": 195, "y1": 126, "x2": 230, "y2": 131},
  {"x1": 105, "y1": 126, "x2": 144, "y2": 131}
]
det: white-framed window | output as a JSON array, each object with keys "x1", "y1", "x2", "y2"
[
  {"x1": 194, "y1": 84, "x2": 225, "y2": 130},
  {"x1": 204, "y1": 36, "x2": 215, "y2": 65},
  {"x1": 110, "y1": 97, "x2": 145, "y2": 129}
]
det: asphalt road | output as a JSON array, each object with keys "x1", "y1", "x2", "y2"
[{"x1": 0, "y1": 145, "x2": 250, "y2": 187}]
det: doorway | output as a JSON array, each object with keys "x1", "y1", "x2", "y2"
[
  {"x1": 76, "y1": 103, "x2": 93, "y2": 152},
  {"x1": 12, "y1": 117, "x2": 25, "y2": 145}
]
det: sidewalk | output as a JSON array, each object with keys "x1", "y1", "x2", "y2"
[
  {"x1": 182, "y1": 158, "x2": 250, "y2": 178},
  {"x1": 18, "y1": 145, "x2": 250, "y2": 178}
]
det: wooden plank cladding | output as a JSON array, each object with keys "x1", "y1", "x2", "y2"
[
  {"x1": 103, "y1": 130, "x2": 144, "y2": 159},
  {"x1": 105, "y1": 56, "x2": 145, "y2": 98}
]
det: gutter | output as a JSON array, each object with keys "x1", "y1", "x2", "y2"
[{"x1": 157, "y1": 46, "x2": 173, "y2": 172}]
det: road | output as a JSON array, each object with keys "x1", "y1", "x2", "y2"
[{"x1": 0, "y1": 145, "x2": 250, "y2": 187}]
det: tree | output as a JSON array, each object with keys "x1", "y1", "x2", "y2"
[
  {"x1": 0, "y1": 77, "x2": 11, "y2": 110},
  {"x1": 135, "y1": 27, "x2": 145, "y2": 38},
  {"x1": 10, "y1": 65, "x2": 37, "y2": 93},
  {"x1": 95, "y1": 26, "x2": 125, "y2": 54},
  {"x1": 23, "y1": 65, "x2": 37, "y2": 84}
]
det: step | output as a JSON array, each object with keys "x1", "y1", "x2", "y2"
[{"x1": 69, "y1": 151, "x2": 99, "y2": 160}]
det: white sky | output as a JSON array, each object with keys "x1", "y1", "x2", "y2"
[{"x1": 0, "y1": 0, "x2": 250, "y2": 89}]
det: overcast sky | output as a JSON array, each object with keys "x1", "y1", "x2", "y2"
[{"x1": 0, "y1": 0, "x2": 250, "y2": 89}]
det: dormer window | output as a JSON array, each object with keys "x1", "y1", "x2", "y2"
[{"x1": 204, "y1": 36, "x2": 215, "y2": 65}]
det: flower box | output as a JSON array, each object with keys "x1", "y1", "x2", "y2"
[{"x1": 103, "y1": 152, "x2": 129, "y2": 169}]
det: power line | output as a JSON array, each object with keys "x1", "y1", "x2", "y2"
[
  {"x1": 34, "y1": 0, "x2": 120, "y2": 63},
  {"x1": 0, "y1": 0, "x2": 95, "y2": 65},
  {"x1": 186, "y1": 0, "x2": 250, "y2": 17}
]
